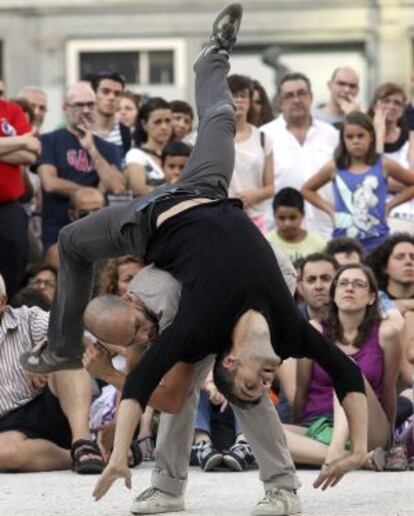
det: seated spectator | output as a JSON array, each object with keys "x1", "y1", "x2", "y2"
[
  {"x1": 302, "y1": 112, "x2": 414, "y2": 252},
  {"x1": 248, "y1": 79, "x2": 273, "y2": 127},
  {"x1": 10, "y1": 287, "x2": 51, "y2": 311},
  {"x1": 26, "y1": 264, "x2": 57, "y2": 303},
  {"x1": 228, "y1": 74, "x2": 274, "y2": 233},
  {"x1": 126, "y1": 97, "x2": 172, "y2": 197},
  {"x1": 0, "y1": 274, "x2": 104, "y2": 473},
  {"x1": 170, "y1": 100, "x2": 194, "y2": 143},
  {"x1": 283, "y1": 264, "x2": 402, "y2": 470},
  {"x1": 266, "y1": 188, "x2": 326, "y2": 263},
  {"x1": 368, "y1": 82, "x2": 414, "y2": 234},
  {"x1": 314, "y1": 67, "x2": 360, "y2": 128},
  {"x1": 38, "y1": 82, "x2": 124, "y2": 263},
  {"x1": 296, "y1": 253, "x2": 339, "y2": 322},
  {"x1": 367, "y1": 233, "x2": 414, "y2": 387},
  {"x1": 98, "y1": 256, "x2": 144, "y2": 297},
  {"x1": 161, "y1": 140, "x2": 192, "y2": 184},
  {"x1": 45, "y1": 187, "x2": 106, "y2": 270},
  {"x1": 325, "y1": 237, "x2": 364, "y2": 265}
]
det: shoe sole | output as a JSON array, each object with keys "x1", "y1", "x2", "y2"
[
  {"x1": 20, "y1": 352, "x2": 83, "y2": 374},
  {"x1": 202, "y1": 453, "x2": 223, "y2": 472},
  {"x1": 223, "y1": 454, "x2": 245, "y2": 472},
  {"x1": 211, "y1": 3, "x2": 243, "y2": 50}
]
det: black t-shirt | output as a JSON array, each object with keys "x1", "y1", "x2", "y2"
[
  {"x1": 123, "y1": 200, "x2": 365, "y2": 409},
  {"x1": 384, "y1": 126, "x2": 409, "y2": 154},
  {"x1": 38, "y1": 128, "x2": 122, "y2": 248}
]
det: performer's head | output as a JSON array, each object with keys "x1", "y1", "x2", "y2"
[
  {"x1": 84, "y1": 294, "x2": 157, "y2": 348},
  {"x1": 213, "y1": 311, "x2": 280, "y2": 409}
]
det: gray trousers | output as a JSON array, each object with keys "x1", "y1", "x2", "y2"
[
  {"x1": 153, "y1": 357, "x2": 300, "y2": 495},
  {"x1": 48, "y1": 53, "x2": 235, "y2": 358}
]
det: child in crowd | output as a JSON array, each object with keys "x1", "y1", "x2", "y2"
[
  {"x1": 170, "y1": 100, "x2": 194, "y2": 143},
  {"x1": 266, "y1": 187, "x2": 326, "y2": 263},
  {"x1": 302, "y1": 111, "x2": 414, "y2": 252},
  {"x1": 161, "y1": 139, "x2": 192, "y2": 184}
]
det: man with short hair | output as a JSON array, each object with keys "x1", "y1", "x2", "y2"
[
  {"x1": 314, "y1": 67, "x2": 360, "y2": 128},
  {"x1": 18, "y1": 86, "x2": 48, "y2": 135},
  {"x1": 38, "y1": 81, "x2": 124, "y2": 260},
  {"x1": 91, "y1": 71, "x2": 131, "y2": 159},
  {"x1": 0, "y1": 274, "x2": 104, "y2": 474},
  {"x1": 261, "y1": 72, "x2": 338, "y2": 239},
  {"x1": 325, "y1": 236, "x2": 364, "y2": 265},
  {"x1": 297, "y1": 253, "x2": 339, "y2": 322}
]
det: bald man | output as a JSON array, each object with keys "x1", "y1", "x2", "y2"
[
  {"x1": 18, "y1": 86, "x2": 48, "y2": 135},
  {"x1": 37, "y1": 81, "x2": 125, "y2": 258},
  {"x1": 314, "y1": 66, "x2": 360, "y2": 128}
]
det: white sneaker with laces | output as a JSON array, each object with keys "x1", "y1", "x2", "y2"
[
  {"x1": 130, "y1": 487, "x2": 185, "y2": 514},
  {"x1": 251, "y1": 488, "x2": 302, "y2": 516}
]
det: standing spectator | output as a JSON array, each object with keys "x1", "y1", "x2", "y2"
[
  {"x1": 91, "y1": 72, "x2": 131, "y2": 159},
  {"x1": 118, "y1": 91, "x2": 140, "y2": 146},
  {"x1": 38, "y1": 82, "x2": 124, "y2": 263},
  {"x1": 368, "y1": 83, "x2": 414, "y2": 234},
  {"x1": 161, "y1": 140, "x2": 192, "y2": 184},
  {"x1": 261, "y1": 72, "x2": 339, "y2": 239},
  {"x1": 228, "y1": 74, "x2": 274, "y2": 232},
  {"x1": 126, "y1": 97, "x2": 172, "y2": 197},
  {"x1": 248, "y1": 79, "x2": 274, "y2": 127},
  {"x1": 314, "y1": 67, "x2": 360, "y2": 128},
  {"x1": 170, "y1": 100, "x2": 194, "y2": 143},
  {"x1": 266, "y1": 187, "x2": 326, "y2": 263},
  {"x1": 302, "y1": 112, "x2": 414, "y2": 252},
  {"x1": 17, "y1": 87, "x2": 48, "y2": 136},
  {"x1": 0, "y1": 96, "x2": 41, "y2": 296}
]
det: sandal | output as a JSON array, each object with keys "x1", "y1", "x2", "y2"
[
  {"x1": 365, "y1": 447, "x2": 386, "y2": 471},
  {"x1": 384, "y1": 443, "x2": 407, "y2": 471},
  {"x1": 71, "y1": 439, "x2": 106, "y2": 475}
]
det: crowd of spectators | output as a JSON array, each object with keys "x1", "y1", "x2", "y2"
[{"x1": 0, "y1": 61, "x2": 414, "y2": 477}]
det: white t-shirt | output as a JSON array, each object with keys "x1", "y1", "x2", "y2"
[
  {"x1": 385, "y1": 140, "x2": 414, "y2": 223},
  {"x1": 261, "y1": 115, "x2": 339, "y2": 239},
  {"x1": 125, "y1": 147, "x2": 165, "y2": 186},
  {"x1": 229, "y1": 125, "x2": 272, "y2": 218}
]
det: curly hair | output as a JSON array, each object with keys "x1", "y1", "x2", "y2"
[
  {"x1": 98, "y1": 256, "x2": 143, "y2": 295},
  {"x1": 366, "y1": 233, "x2": 414, "y2": 290},
  {"x1": 324, "y1": 264, "x2": 381, "y2": 349}
]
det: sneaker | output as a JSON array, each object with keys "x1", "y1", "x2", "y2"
[
  {"x1": 20, "y1": 343, "x2": 83, "y2": 374},
  {"x1": 385, "y1": 443, "x2": 408, "y2": 471},
  {"x1": 189, "y1": 443, "x2": 200, "y2": 466},
  {"x1": 130, "y1": 487, "x2": 184, "y2": 514},
  {"x1": 252, "y1": 488, "x2": 302, "y2": 516},
  {"x1": 223, "y1": 441, "x2": 256, "y2": 472},
  {"x1": 194, "y1": 441, "x2": 223, "y2": 471},
  {"x1": 195, "y1": 3, "x2": 243, "y2": 64}
]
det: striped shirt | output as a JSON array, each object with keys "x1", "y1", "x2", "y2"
[{"x1": 0, "y1": 306, "x2": 49, "y2": 417}]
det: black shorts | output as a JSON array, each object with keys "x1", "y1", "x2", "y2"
[{"x1": 0, "y1": 388, "x2": 72, "y2": 449}]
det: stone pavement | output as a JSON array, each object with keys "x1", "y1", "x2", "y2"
[{"x1": 1, "y1": 463, "x2": 413, "y2": 516}]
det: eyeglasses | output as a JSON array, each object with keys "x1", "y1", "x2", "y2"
[
  {"x1": 77, "y1": 208, "x2": 101, "y2": 219},
  {"x1": 336, "y1": 278, "x2": 369, "y2": 290},
  {"x1": 29, "y1": 278, "x2": 56, "y2": 289},
  {"x1": 281, "y1": 89, "x2": 310, "y2": 101},
  {"x1": 66, "y1": 101, "x2": 96, "y2": 110},
  {"x1": 335, "y1": 80, "x2": 359, "y2": 90}
]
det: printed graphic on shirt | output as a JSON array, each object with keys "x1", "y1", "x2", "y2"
[
  {"x1": 66, "y1": 149, "x2": 93, "y2": 173},
  {"x1": 0, "y1": 118, "x2": 17, "y2": 137},
  {"x1": 335, "y1": 174, "x2": 380, "y2": 238}
]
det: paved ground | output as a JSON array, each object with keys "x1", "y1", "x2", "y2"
[{"x1": 1, "y1": 463, "x2": 413, "y2": 516}]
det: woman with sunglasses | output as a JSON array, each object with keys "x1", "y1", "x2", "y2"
[{"x1": 282, "y1": 263, "x2": 402, "y2": 470}]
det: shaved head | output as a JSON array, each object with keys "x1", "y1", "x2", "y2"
[{"x1": 65, "y1": 82, "x2": 95, "y2": 104}]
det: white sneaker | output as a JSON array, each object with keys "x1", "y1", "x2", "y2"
[
  {"x1": 251, "y1": 488, "x2": 302, "y2": 516},
  {"x1": 130, "y1": 487, "x2": 185, "y2": 514}
]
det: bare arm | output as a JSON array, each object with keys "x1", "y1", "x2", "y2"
[
  {"x1": 126, "y1": 162, "x2": 154, "y2": 197},
  {"x1": 293, "y1": 357, "x2": 313, "y2": 423},
  {"x1": 379, "y1": 318, "x2": 403, "y2": 427},
  {"x1": 301, "y1": 160, "x2": 336, "y2": 219},
  {"x1": 148, "y1": 362, "x2": 195, "y2": 413},
  {"x1": 384, "y1": 157, "x2": 414, "y2": 212},
  {"x1": 89, "y1": 146, "x2": 125, "y2": 195},
  {"x1": 0, "y1": 133, "x2": 40, "y2": 165},
  {"x1": 38, "y1": 164, "x2": 82, "y2": 197}
]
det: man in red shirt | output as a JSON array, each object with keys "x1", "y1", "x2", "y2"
[{"x1": 0, "y1": 98, "x2": 41, "y2": 296}]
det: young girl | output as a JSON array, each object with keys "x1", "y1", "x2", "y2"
[{"x1": 302, "y1": 111, "x2": 414, "y2": 252}]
